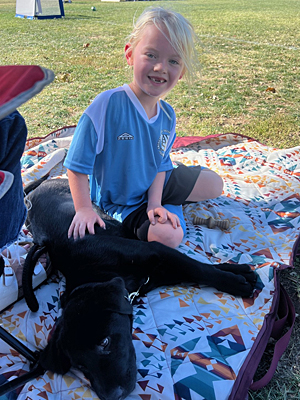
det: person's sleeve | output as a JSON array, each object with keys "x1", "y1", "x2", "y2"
[
  {"x1": 64, "y1": 114, "x2": 98, "y2": 175},
  {"x1": 158, "y1": 107, "x2": 176, "y2": 173}
]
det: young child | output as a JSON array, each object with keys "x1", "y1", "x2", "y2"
[{"x1": 64, "y1": 6, "x2": 223, "y2": 248}]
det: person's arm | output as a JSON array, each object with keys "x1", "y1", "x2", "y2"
[
  {"x1": 67, "y1": 169, "x2": 105, "y2": 239},
  {"x1": 147, "y1": 171, "x2": 180, "y2": 229}
]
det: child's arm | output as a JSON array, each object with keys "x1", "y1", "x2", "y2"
[
  {"x1": 147, "y1": 171, "x2": 180, "y2": 229},
  {"x1": 67, "y1": 169, "x2": 106, "y2": 239}
]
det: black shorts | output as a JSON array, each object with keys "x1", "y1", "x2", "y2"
[{"x1": 123, "y1": 164, "x2": 202, "y2": 241}]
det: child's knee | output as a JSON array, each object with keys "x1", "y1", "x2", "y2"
[
  {"x1": 148, "y1": 223, "x2": 184, "y2": 248},
  {"x1": 186, "y1": 170, "x2": 224, "y2": 202},
  {"x1": 211, "y1": 172, "x2": 224, "y2": 198}
]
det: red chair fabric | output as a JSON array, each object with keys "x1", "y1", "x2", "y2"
[{"x1": 0, "y1": 65, "x2": 54, "y2": 120}]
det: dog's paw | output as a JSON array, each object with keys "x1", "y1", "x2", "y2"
[
  {"x1": 239, "y1": 265, "x2": 258, "y2": 288},
  {"x1": 216, "y1": 263, "x2": 257, "y2": 288},
  {"x1": 232, "y1": 274, "x2": 256, "y2": 298},
  {"x1": 214, "y1": 265, "x2": 257, "y2": 298},
  {"x1": 218, "y1": 275, "x2": 253, "y2": 298}
]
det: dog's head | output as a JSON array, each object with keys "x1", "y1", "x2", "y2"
[{"x1": 40, "y1": 277, "x2": 136, "y2": 400}]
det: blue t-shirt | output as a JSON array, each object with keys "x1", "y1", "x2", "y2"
[{"x1": 64, "y1": 84, "x2": 176, "y2": 222}]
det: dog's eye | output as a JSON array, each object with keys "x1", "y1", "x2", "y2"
[{"x1": 100, "y1": 337, "x2": 110, "y2": 348}]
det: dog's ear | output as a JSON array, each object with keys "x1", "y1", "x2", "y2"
[
  {"x1": 96, "y1": 277, "x2": 133, "y2": 315},
  {"x1": 69, "y1": 277, "x2": 133, "y2": 316},
  {"x1": 105, "y1": 293, "x2": 133, "y2": 315},
  {"x1": 39, "y1": 318, "x2": 71, "y2": 375}
]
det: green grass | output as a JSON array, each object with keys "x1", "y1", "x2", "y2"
[{"x1": 0, "y1": 0, "x2": 299, "y2": 147}]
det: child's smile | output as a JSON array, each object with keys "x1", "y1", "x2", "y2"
[
  {"x1": 148, "y1": 76, "x2": 167, "y2": 84},
  {"x1": 125, "y1": 24, "x2": 184, "y2": 118}
]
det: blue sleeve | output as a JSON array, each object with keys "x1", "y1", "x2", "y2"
[
  {"x1": 158, "y1": 106, "x2": 176, "y2": 173},
  {"x1": 64, "y1": 114, "x2": 98, "y2": 175}
]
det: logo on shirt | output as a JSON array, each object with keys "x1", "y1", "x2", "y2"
[
  {"x1": 117, "y1": 133, "x2": 134, "y2": 141},
  {"x1": 157, "y1": 130, "x2": 170, "y2": 157}
]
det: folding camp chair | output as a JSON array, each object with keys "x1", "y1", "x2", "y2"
[{"x1": 0, "y1": 65, "x2": 54, "y2": 396}]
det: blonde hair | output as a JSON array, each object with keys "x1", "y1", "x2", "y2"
[{"x1": 126, "y1": 7, "x2": 199, "y2": 84}]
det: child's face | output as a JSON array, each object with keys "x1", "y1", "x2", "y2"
[{"x1": 125, "y1": 24, "x2": 185, "y2": 105}]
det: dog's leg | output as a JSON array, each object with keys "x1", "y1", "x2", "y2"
[
  {"x1": 63, "y1": 237, "x2": 257, "y2": 298},
  {"x1": 123, "y1": 240, "x2": 257, "y2": 298}
]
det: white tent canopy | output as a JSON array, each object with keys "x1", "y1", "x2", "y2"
[{"x1": 16, "y1": 0, "x2": 64, "y2": 19}]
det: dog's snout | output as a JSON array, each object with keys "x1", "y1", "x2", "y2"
[
  {"x1": 94, "y1": 384, "x2": 127, "y2": 400},
  {"x1": 112, "y1": 386, "x2": 126, "y2": 400}
]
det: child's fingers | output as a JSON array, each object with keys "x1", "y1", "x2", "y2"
[
  {"x1": 167, "y1": 212, "x2": 181, "y2": 229},
  {"x1": 68, "y1": 212, "x2": 105, "y2": 240},
  {"x1": 148, "y1": 209, "x2": 156, "y2": 225},
  {"x1": 78, "y1": 222, "x2": 87, "y2": 239},
  {"x1": 72, "y1": 225, "x2": 80, "y2": 240},
  {"x1": 97, "y1": 216, "x2": 106, "y2": 229},
  {"x1": 157, "y1": 213, "x2": 167, "y2": 224},
  {"x1": 68, "y1": 220, "x2": 75, "y2": 239},
  {"x1": 87, "y1": 221, "x2": 96, "y2": 236},
  {"x1": 155, "y1": 207, "x2": 168, "y2": 224}
]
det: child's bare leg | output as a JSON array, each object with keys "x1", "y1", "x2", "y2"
[
  {"x1": 186, "y1": 169, "x2": 223, "y2": 202},
  {"x1": 148, "y1": 219, "x2": 184, "y2": 248}
]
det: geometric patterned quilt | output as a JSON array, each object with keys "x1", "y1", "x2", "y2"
[{"x1": 0, "y1": 128, "x2": 299, "y2": 400}]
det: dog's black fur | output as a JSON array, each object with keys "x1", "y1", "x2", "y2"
[{"x1": 23, "y1": 179, "x2": 257, "y2": 400}]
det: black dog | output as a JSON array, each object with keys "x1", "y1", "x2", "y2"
[{"x1": 23, "y1": 179, "x2": 257, "y2": 400}]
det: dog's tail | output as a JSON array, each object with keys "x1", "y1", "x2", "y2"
[
  {"x1": 22, "y1": 244, "x2": 48, "y2": 312},
  {"x1": 0, "y1": 256, "x2": 4, "y2": 278},
  {"x1": 23, "y1": 173, "x2": 50, "y2": 196}
]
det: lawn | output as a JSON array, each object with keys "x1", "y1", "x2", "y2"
[
  {"x1": 1, "y1": 0, "x2": 300, "y2": 398},
  {"x1": 0, "y1": 0, "x2": 299, "y2": 148}
]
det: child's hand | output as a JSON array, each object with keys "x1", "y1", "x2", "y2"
[
  {"x1": 68, "y1": 207, "x2": 106, "y2": 240},
  {"x1": 147, "y1": 205, "x2": 180, "y2": 229}
]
